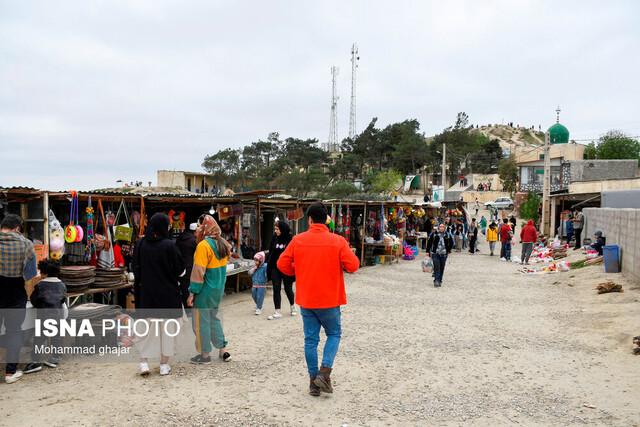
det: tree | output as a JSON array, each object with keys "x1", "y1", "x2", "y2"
[
  {"x1": 202, "y1": 148, "x2": 241, "y2": 187},
  {"x1": 498, "y1": 156, "x2": 518, "y2": 195},
  {"x1": 368, "y1": 170, "x2": 403, "y2": 194},
  {"x1": 520, "y1": 192, "x2": 541, "y2": 223},
  {"x1": 387, "y1": 119, "x2": 430, "y2": 174},
  {"x1": 322, "y1": 181, "x2": 359, "y2": 199},
  {"x1": 583, "y1": 130, "x2": 640, "y2": 161}
]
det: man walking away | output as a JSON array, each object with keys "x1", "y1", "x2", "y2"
[
  {"x1": 277, "y1": 203, "x2": 360, "y2": 397},
  {"x1": 0, "y1": 214, "x2": 38, "y2": 384},
  {"x1": 520, "y1": 220, "x2": 538, "y2": 265},
  {"x1": 468, "y1": 218, "x2": 479, "y2": 254},
  {"x1": 499, "y1": 218, "x2": 512, "y2": 260},
  {"x1": 573, "y1": 209, "x2": 584, "y2": 250},
  {"x1": 426, "y1": 223, "x2": 454, "y2": 287}
]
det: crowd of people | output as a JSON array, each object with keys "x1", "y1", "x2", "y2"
[{"x1": 0, "y1": 203, "x2": 361, "y2": 398}]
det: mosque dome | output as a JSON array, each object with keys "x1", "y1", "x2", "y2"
[{"x1": 548, "y1": 106, "x2": 570, "y2": 144}]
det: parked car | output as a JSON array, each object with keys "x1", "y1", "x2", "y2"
[{"x1": 484, "y1": 197, "x2": 514, "y2": 210}]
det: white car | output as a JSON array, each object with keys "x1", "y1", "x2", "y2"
[{"x1": 484, "y1": 197, "x2": 514, "y2": 210}]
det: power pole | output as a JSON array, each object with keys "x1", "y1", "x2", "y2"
[
  {"x1": 442, "y1": 142, "x2": 447, "y2": 202},
  {"x1": 328, "y1": 66, "x2": 339, "y2": 152},
  {"x1": 348, "y1": 43, "x2": 359, "y2": 140},
  {"x1": 541, "y1": 131, "x2": 551, "y2": 235}
]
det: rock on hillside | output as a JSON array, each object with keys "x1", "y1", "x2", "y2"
[{"x1": 476, "y1": 124, "x2": 545, "y2": 151}]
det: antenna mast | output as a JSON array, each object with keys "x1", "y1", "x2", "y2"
[
  {"x1": 349, "y1": 43, "x2": 359, "y2": 140},
  {"x1": 328, "y1": 66, "x2": 339, "y2": 152}
]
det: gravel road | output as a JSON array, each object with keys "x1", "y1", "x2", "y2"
[{"x1": 2, "y1": 245, "x2": 639, "y2": 426}]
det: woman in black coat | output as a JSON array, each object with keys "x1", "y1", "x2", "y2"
[
  {"x1": 133, "y1": 213, "x2": 185, "y2": 376},
  {"x1": 266, "y1": 220, "x2": 295, "y2": 319}
]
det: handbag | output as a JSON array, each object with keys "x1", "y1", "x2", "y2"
[
  {"x1": 114, "y1": 199, "x2": 133, "y2": 242},
  {"x1": 96, "y1": 198, "x2": 115, "y2": 269},
  {"x1": 422, "y1": 257, "x2": 433, "y2": 273}
]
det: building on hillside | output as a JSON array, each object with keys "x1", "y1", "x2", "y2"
[
  {"x1": 516, "y1": 110, "x2": 585, "y2": 193},
  {"x1": 157, "y1": 170, "x2": 220, "y2": 194}
]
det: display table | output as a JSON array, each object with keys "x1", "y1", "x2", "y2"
[
  {"x1": 363, "y1": 242, "x2": 400, "y2": 266},
  {"x1": 66, "y1": 282, "x2": 133, "y2": 307},
  {"x1": 226, "y1": 265, "x2": 252, "y2": 293}
]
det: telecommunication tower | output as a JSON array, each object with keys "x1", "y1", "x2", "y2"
[
  {"x1": 348, "y1": 43, "x2": 359, "y2": 140},
  {"x1": 328, "y1": 66, "x2": 339, "y2": 152}
]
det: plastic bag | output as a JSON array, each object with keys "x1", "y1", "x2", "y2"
[{"x1": 422, "y1": 257, "x2": 433, "y2": 273}]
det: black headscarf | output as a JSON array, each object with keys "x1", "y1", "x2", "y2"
[
  {"x1": 275, "y1": 221, "x2": 292, "y2": 244},
  {"x1": 147, "y1": 213, "x2": 170, "y2": 241}
]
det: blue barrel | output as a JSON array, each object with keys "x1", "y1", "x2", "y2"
[{"x1": 603, "y1": 245, "x2": 621, "y2": 273}]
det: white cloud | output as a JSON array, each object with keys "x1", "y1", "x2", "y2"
[{"x1": 0, "y1": 0, "x2": 638, "y2": 190}]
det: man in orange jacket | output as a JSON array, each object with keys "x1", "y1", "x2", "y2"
[{"x1": 277, "y1": 203, "x2": 360, "y2": 396}]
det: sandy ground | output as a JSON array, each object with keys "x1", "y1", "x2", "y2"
[{"x1": 1, "y1": 236, "x2": 640, "y2": 426}]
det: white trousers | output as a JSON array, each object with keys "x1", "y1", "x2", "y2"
[{"x1": 136, "y1": 319, "x2": 177, "y2": 359}]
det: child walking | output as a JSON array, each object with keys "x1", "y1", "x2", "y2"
[
  {"x1": 24, "y1": 259, "x2": 67, "y2": 374},
  {"x1": 249, "y1": 252, "x2": 268, "y2": 315}
]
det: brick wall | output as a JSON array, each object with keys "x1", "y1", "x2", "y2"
[{"x1": 584, "y1": 207, "x2": 640, "y2": 283}]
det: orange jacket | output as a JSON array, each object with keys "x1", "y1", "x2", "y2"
[{"x1": 277, "y1": 223, "x2": 360, "y2": 309}]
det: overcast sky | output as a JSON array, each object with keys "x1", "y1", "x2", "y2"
[{"x1": 1, "y1": 0, "x2": 639, "y2": 191}]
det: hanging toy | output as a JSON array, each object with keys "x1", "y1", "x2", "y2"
[
  {"x1": 344, "y1": 204, "x2": 351, "y2": 242},
  {"x1": 49, "y1": 209, "x2": 65, "y2": 260},
  {"x1": 84, "y1": 196, "x2": 96, "y2": 262},
  {"x1": 65, "y1": 191, "x2": 83, "y2": 243}
]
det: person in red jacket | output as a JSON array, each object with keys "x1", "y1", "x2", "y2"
[
  {"x1": 520, "y1": 220, "x2": 538, "y2": 265},
  {"x1": 277, "y1": 203, "x2": 360, "y2": 397},
  {"x1": 498, "y1": 218, "x2": 512, "y2": 260}
]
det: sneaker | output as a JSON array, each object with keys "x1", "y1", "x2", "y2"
[
  {"x1": 190, "y1": 354, "x2": 212, "y2": 365},
  {"x1": 5, "y1": 371, "x2": 23, "y2": 384},
  {"x1": 139, "y1": 362, "x2": 150, "y2": 377},
  {"x1": 43, "y1": 359, "x2": 58, "y2": 369},
  {"x1": 23, "y1": 363, "x2": 43, "y2": 374},
  {"x1": 219, "y1": 351, "x2": 231, "y2": 362},
  {"x1": 255, "y1": 308, "x2": 262, "y2": 315},
  {"x1": 290, "y1": 306, "x2": 297, "y2": 316},
  {"x1": 159, "y1": 364, "x2": 172, "y2": 376},
  {"x1": 267, "y1": 311, "x2": 282, "y2": 320}
]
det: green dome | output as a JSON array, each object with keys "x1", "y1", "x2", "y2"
[{"x1": 548, "y1": 122, "x2": 569, "y2": 144}]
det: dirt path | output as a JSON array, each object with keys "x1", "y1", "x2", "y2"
[{"x1": 2, "y1": 244, "x2": 640, "y2": 426}]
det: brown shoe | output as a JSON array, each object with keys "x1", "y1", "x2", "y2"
[
  {"x1": 313, "y1": 367, "x2": 333, "y2": 393},
  {"x1": 309, "y1": 378, "x2": 321, "y2": 396}
]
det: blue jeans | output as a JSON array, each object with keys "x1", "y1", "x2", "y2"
[
  {"x1": 251, "y1": 286, "x2": 266, "y2": 309},
  {"x1": 432, "y1": 254, "x2": 448, "y2": 283},
  {"x1": 500, "y1": 242, "x2": 512, "y2": 260},
  {"x1": 300, "y1": 307, "x2": 341, "y2": 378}
]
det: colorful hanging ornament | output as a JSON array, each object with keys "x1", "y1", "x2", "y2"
[{"x1": 49, "y1": 209, "x2": 65, "y2": 260}]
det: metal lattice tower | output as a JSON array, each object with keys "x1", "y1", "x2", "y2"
[
  {"x1": 328, "y1": 66, "x2": 339, "y2": 152},
  {"x1": 348, "y1": 43, "x2": 359, "y2": 140}
]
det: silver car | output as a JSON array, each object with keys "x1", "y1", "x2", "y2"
[{"x1": 484, "y1": 197, "x2": 514, "y2": 210}]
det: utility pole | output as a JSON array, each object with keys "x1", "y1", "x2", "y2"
[
  {"x1": 541, "y1": 131, "x2": 551, "y2": 235},
  {"x1": 348, "y1": 43, "x2": 359, "y2": 140},
  {"x1": 442, "y1": 143, "x2": 447, "y2": 202},
  {"x1": 328, "y1": 66, "x2": 339, "y2": 152}
]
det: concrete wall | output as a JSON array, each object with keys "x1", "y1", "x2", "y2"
[
  {"x1": 584, "y1": 207, "x2": 640, "y2": 283},
  {"x1": 515, "y1": 142, "x2": 584, "y2": 164},
  {"x1": 568, "y1": 177, "x2": 640, "y2": 194},
  {"x1": 157, "y1": 170, "x2": 186, "y2": 188},
  {"x1": 461, "y1": 191, "x2": 510, "y2": 203},
  {"x1": 569, "y1": 160, "x2": 638, "y2": 182}
]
